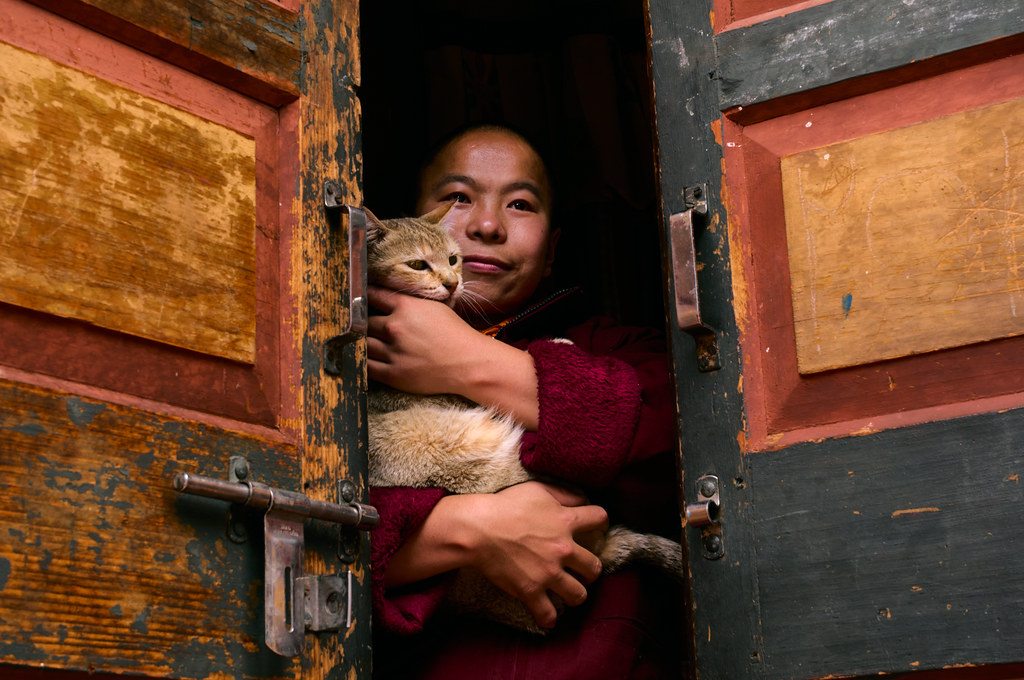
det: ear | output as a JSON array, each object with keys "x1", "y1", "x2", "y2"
[
  {"x1": 419, "y1": 203, "x2": 455, "y2": 226},
  {"x1": 364, "y1": 207, "x2": 388, "y2": 244}
]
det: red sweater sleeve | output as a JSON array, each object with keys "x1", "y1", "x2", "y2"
[
  {"x1": 368, "y1": 485, "x2": 449, "y2": 634},
  {"x1": 518, "y1": 317, "x2": 676, "y2": 489}
]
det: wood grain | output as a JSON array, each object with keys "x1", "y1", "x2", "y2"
[
  {"x1": 716, "y1": 0, "x2": 1024, "y2": 111},
  {"x1": 24, "y1": 0, "x2": 300, "y2": 105},
  {"x1": 752, "y1": 407, "x2": 1024, "y2": 676},
  {"x1": 294, "y1": 0, "x2": 370, "y2": 676},
  {"x1": 782, "y1": 96, "x2": 1024, "y2": 374},
  {"x1": 0, "y1": 379, "x2": 301, "y2": 678},
  {"x1": 0, "y1": 40, "x2": 258, "y2": 364}
]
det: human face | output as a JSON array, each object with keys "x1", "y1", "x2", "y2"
[{"x1": 417, "y1": 130, "x2": 559, "y2": 324}]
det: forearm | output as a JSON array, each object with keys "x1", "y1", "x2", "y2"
[
  {"x1": 384, "y1": 494, "x2": 480, "y2": 587},
  {"x1": 456, "y1": 336, "x2": 539, "y2": 431}
]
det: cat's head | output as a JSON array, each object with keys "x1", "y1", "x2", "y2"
[{"x1": 366, "y1": 205, "x2": 463, "y2": 307}]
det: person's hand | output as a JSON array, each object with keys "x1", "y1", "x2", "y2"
[
  {"x1": 461, "y1": 482, "x2": 608, "y2": 628},
  {"x1": 385, "y1": 481, "x2": 608, "y2": 629},
  {"x1": 367, "y1": 285, "x2": 541, "y2": 429},
  {"x1": 367, "y1": 285, "x2": 484, "y2": 395}
]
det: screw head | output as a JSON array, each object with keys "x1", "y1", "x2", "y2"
[
  {"x1": 703, "y1": 534, "x2": 723, "y2": 557},
  {"x1": 699, "y1": 478, "x2": 718, "y2": 499},
  {"x1": 232, "y1": 459, "x2": 249, "y2": 481},
  {"x1": 339, "y1": 480, "x2": 357, "y2": 504}
]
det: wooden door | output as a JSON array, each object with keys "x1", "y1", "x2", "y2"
[
  {"x1": 0, "y1": 0, "x2": 369, "y2": 678},
  {"x1": 646, "y1": 0, "x2": 1024, "y2": 677}
]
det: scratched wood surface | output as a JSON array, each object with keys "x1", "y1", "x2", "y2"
[
  {"x1": 0, "y1": 379, "x2": 301, "y2": 678},
  {"x1": 781, "y1": 95, "x2": 1024, "y2": 374},
  {"x1": 750, "y1": 407, "x2": 1024, "y2": 677},
  {"x1": 716, "y1": 0, "x2": 1024, "y2": 116},
  {"x1": 24, "y1": 0, "x2": 300, "y2": 106},
  {"x1": 0, "y1": 40, "x2": 258, "y2": 364},
  {"x1": 294, "y1": 0, "x2": 370, "y2": 676},
  {"x1": 1, "y1": 0, "x2": 370, "y2": 676}
]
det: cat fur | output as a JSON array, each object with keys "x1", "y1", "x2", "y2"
[{"x1": 365, "y1": 206, "x2": 683, "y2": 634}]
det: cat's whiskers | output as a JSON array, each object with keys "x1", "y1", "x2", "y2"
[{"x1": 456, "y1": 286, "x2": 505, "y2": 322}]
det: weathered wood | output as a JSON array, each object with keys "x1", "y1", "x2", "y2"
[
  {"x1": 646, "y1": 0, "x2": 756, "y2": 677},
  {"x1": 716, "y1": 0, "x2": 1024, "y2": 113},
  {"x1": 724, "y1": 52, "x2": 1024, "y2": 446},
  {"x1": 751, "y1": 407, "x2": 1024, "y2": 677},
  {"x1": 0, "y1": 40, "x2": 258, "y2": 364},
  {"x1": 0, "y1": 379, "x2": 300, "y2": 678},
  {"x1": 1, "y1": 0, "x2": 370, "y2": 676},
  {"x1": 651, "y1": 0, "x2": 1024, "y2": 678},
  {"x1": 781, "y1": 96, "x2": 1024, "y2": 374},
  {"x1": 294, "y1": 0, "x2": 370, "y2": 677},
  {"x1": 25, "y1": 0, "x2": 301, "y2": 106}
]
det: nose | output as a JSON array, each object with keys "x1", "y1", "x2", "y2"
[{"x1": 467, "y1": 202, "x2": 506, "y2": 243}]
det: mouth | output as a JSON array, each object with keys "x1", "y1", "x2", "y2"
[{"x1": 462, "y1": 254, "x2": 510, "y2": 275}]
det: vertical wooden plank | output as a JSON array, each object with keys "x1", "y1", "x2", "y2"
[
  {"x1": 295, "y1": 0, "x2": 369, "y2": 678},
  {"x1": 646, "y1": 0, "x2": 758, "y2": 677}
]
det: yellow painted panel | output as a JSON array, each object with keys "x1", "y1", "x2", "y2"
[
  {"x1": 0, "y1": 40, "x2": 256, "y2": 363},
  {"x1": 782, "y1": 96, "x2": 1024, "y2": 374}
]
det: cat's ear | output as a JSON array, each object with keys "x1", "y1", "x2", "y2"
[
  {"x1": 364, "y1": 207, "x2": 388, "y2": 244},
  {"x1": 419, "y1": 203, "x2": 456, "y2": 226}
]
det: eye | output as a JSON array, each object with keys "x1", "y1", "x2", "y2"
[
  {"x1": 406, "y1": 260, "x2": 428, "y2": 271},
  {"x1": 448, "y1": 255, "x2": 458, "y2": 266},
  {"x1": 509, "y1": 198, "x2": 534, "y2": 211},
  {"x1": 443, "y1": 192, "x2": 470, "y2": 204}
]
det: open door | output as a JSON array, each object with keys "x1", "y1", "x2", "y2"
[
  {"x1": 648, "y1": 0, "x2": 1024, "y2": 677},
  {"x1": 1, "y1": 0, "x2": 371, "y2": 677}
]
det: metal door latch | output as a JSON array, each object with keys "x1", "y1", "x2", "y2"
[
  {"x1": 685, "y1": 474, "x2": 724, "y2": 560},
  {"x1": 173, "y1": 461, "x2": 378, "y2": 657},
  {"x1": 322, "y1": 187, "x2": 368, "y2": 359}
]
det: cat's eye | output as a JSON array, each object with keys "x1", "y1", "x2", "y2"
[
  {"x1": 448, "y1": 255, "x2": 458, "y2": 266},
  {"x1": 406, "y1": 260, "x2": 428, "y2": 271}
]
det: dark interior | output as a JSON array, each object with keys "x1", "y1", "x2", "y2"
[{"x1": 360, "y1": 0, "x2": 667, "y2": 329}]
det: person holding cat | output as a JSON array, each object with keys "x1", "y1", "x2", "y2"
[{"x1": 367, "y1": 124, "x2": 682, "y2": 678}]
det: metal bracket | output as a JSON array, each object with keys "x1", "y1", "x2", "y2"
[
  {"x1": 173, "y1": 464, "x2": 377, "y2": 657},
  {"x1": 668, "y1": 184, "x2": 721, "y2": 372},
  {"x1": 301, "y1": 571, "x2": 352, "y2": 632},
  {"x1": 685, "y1": 474, "x2": 724, "y2": 560},
  {"x1": 322, "y1": 187, "x2": 368, "y2": 367}
]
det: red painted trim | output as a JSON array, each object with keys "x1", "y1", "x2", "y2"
[
  {"x1": 0, "y1": 364, "x2": 293, "y2": 443},
  {"x1": 725, "y1": 53, "x2": 1024, "y2": 450},
  {"x1": 714, "y1": 0, "x2": 833, "y2": 34},
  {"x1": 0, "y1": 0, "x2": 296, "y2": 432}
]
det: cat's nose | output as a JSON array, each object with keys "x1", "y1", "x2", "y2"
[{"x1": 443, "y1": 278, "x2": 459, "y2": 294}]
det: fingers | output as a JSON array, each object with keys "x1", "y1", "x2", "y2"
[
  {"x1": 565, "y1": 542, "x2": 604, "y2": 585},
  {"x1": 367, "y1": 285, "x2": 399, "y2": 312},
  {"x1": 571, "y1": 503, "x2": 610, "y2": 534},
  {"x1": 521, "y1": 568, "x2": 591, "y2": 630},
  {"x1": 522, "y1": 591, "x2": 559, "y2": 630},
  {"x1": 535, "y1": 481, "x2": 588, "y2": 507}
]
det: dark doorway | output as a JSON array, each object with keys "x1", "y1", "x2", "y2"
[{"x1": 360, "y1": 0, "x2": 666, "y2": 329}]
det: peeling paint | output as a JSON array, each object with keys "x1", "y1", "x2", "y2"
[
  {"x1": 66, "y1": 397, "x2": 106, "y2": 426},
  {"x1": 10, "y1": 422, "x2": 45, "y2": 437},
  {"x1": 891, "y1": 507, "x2": 940, "y2": 518}
]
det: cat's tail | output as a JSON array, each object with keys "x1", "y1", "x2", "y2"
[{"x1": 598, "y1": 526, "x2": 685, "y2": 581}]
